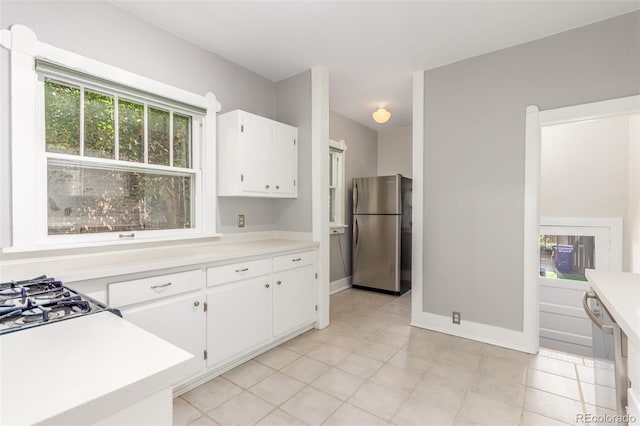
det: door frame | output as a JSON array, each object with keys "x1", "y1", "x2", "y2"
[{"x1": 523, "y1": 95, "x2": 640, "y2": 354}]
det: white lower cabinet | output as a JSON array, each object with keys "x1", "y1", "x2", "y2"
[
  {"x1": 121, "y1": 293, "x2": 206, "y2": 377},
  {"x1": 273, "y1": 265, "x2": 316, "y2": 337},
  {"x1": 108, "y1": 270, "x2": 206, "y2": 379},
  {"x1": 106, "y1": 250, "x2": 317, "y2": 387},
  {"x1": 206, "y1": 276, "x2": 273, "y2": 368}
]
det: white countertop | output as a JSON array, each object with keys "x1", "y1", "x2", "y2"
[
  {"x1": 0, "y1": 311, "x2": 192, "y2": 425},
  {"x1": 585, "y1": 270, "x2": 640, "y2": 350},
  {"x1": 0, "y1": 237, "x2": 319, "y2": 283}
]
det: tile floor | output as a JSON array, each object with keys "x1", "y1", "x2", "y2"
[{"x1": 174, "y1": 288, "x2": 615, "y2": 425}]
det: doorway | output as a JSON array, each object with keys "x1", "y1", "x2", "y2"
[{"x1": 523, "y1": 95, "x2": 640, "y2": 355}]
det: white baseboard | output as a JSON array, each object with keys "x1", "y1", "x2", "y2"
[
  {"x1": 330, "y1": 276, "x2": 351, "y2": 295},
  {"x1": 411, "y1": 310, "x2": 537, "y2": 354}
]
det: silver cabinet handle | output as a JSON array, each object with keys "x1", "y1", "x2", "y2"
[
  {"x1": 292, "y1": 258, "x2": 302, "y2": 262},
  {"x1": 194, "y1": 301, "x2": 200, "y2": 307},
  {"x1": 265, "y1": 283, "x2": 270, "y2": 288},
  {"x1": 265, "y1": 184, "x2": 270, "y2": 189},
  {"x1": 235, "y1": 268, "x2": 249, "y2": 273},
  {"x1": 582, "y1": 291, "x2": 613, "y2": 334},
  {"x1": 119, "y1": 233, "x2": 135, "y2": 239},
  {"x1": 276, "y1": 185, "x2": 280, "y2": 190},
  {"x1": 150, "y1": 282, "x2": 172, "y2": 290},
  {"x1": 277, "y1": 280, "x2": 282, "y2": 285}
]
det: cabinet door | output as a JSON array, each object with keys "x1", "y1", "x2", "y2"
[
  {"x1": 206, "y1": 277, "x2": 272, "y2": 367},
  {"x1": 240, "y1": 114, "x2": 273, "y2": 194},
  {"x1": 272, "y1": 125, "x2": 297, "y2": 196},
  {"x1": 273, "y1": 265, "x2": 316, "y2": 337},
  {"x1": 122, "y1": 292, "x2": 205, "y2": 379}
]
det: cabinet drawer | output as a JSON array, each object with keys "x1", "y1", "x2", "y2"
[
  {"x1": 108, "y1": 270, "x2": 203, "y2": 308},
  {"x1": 207, "y1": 258, "x2": 272, "y2": 287},
  {"x1": 273, "y1": 251, "x2": 316, "y2": 272}
]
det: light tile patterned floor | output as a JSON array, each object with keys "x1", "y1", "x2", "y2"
[{"x1": 174, "y1": 288, "x2": 614, "y2": 425}]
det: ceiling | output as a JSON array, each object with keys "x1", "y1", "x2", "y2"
[{"x1": 111, "y1": 1, "x2": 639, "y2": 130}]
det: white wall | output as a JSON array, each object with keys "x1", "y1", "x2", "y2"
[
  {"x1": 541, "y1": 116, "x2": 629, "y2": 217},
  {"x1": 541, "y1": 114, "x2": 639, "y2": 272},
  {"x1": 629, "y1": 115, "x2": 640, "y2": 272},
  {"x1": 377, "y1": 125, "x2": 412, "y2": 177}
]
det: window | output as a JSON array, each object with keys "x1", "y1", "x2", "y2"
[
  {"x1": 539, "y1": 234, "x2": 595, "y2": 282},
  {"x1": 4, "y1": 25, "x2": 219, "y2": 251},
  {"x1": 43, "y1": 77, "x2": 198, "y2": 236},
  {"x1": 329, "y1": 139, "x2": 347, "y2": 233}
]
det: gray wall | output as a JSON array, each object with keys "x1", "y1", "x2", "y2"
[
  {"x1": 274, "y1": 71, "x2": 312, "y2": 232},
  {"x1": 0, "y1": 0, "x2": 279, "y2": 236},
  {"x1": 422, "y1": 11, "x2": 640, "y2": 331},
  {"x1": 329, "y1": 110, "x2": 378, "y2": 282}
]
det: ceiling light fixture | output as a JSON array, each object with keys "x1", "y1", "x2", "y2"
[{"x1": 372, "y1": 107, "x2": 391, "y2": 124}]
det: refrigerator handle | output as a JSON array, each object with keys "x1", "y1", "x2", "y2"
[
  {"x1": 354, "y1": 182, "x2": 359, "y2": 213},
  {"x1": 582, "y1": 291, "x2": 614, "y2": 334},
  {"x1": 354, "y1": 218, "x2": 359, "y2": 246}
]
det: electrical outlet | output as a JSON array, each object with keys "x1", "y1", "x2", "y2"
[
  {"x1": 237, "y1": 214, "x2": 245, "y2": 227},
  {"x1": 452, "y1": 311, "x2": 461, "y2": 324}
]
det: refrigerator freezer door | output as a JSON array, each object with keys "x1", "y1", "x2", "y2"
[
  {"x1": 353, "y1": 175, "x2": 401, "y2": 215},
  {"x1": 352, "y1": 214, "x2": 401, "y2": 292}
]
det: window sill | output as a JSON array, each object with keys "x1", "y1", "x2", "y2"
[
  {"x1": 330, "y1": 225, "x2": 348, "y2": 235},
  {"x1": 1, "y1": 232, "x2": 223, "y2": 255}
]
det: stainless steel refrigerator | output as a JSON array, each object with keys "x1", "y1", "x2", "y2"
[{"x1": 352, "y1": 175, "x2": 412, "y2": 295}]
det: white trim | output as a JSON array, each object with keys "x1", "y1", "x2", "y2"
[
  {"x1": 412, "y1": 312, "x2": 535, "y2": 353},
  {"x1": 330, "y1": 276, "x2": 351, "y2": 295},
  {"x1": 329, "y1": 139, "x2": 346, "y2": 230},
  {"x1": 9, "y1": 25, "x2": 39, "y2": 249},
  {"x1": 36, "y1": 39, "x2": 216, "y2": 112},
  {"x1": 522, "y1": 105, "x2": 541, "y2": 353},
  {"x1": 329, "y1": 138, "x2": 347, "y2": 152},
  {"x1": 204, "y1": 92, "x2": 221, "y2": 236},
  {"x1": 410, "y1": 71, "x2": 424, "y2": 328},
  {"x1": 4, "y1": 24, "x2": 221, "y2": 251},
  {"x1": 539, "y1": 95, "x2": 640, "y2": 126},
  {"x1": 524, "y1": 95, "x2": 640, "y2": 353},
  {"x1": 311, "y1": 67, "x2": 330, "y2": 329}
]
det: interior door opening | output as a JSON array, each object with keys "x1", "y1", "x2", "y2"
[{"x1": 537, "y1": 112, "x2": 638, "y2": 356}]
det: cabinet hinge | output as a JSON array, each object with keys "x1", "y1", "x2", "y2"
[
  {"x1": 204, "y1": 302, "x2": 208, "y2": 312},
  {"x1": 315, "y1": 304, "x2": 318, "y2": 311},
  {"x1": 241, "y1": 124, "x2": 244, "y2": 133},
  {"x1": 315, "y1": 273, "x2": 318, "y2": 279},
  {"x1": 240, "y1": 174, "x2": 244, "y2": 182},
  {"x1": 204, "y1": 350, "x2": 208, "y2": 360}
]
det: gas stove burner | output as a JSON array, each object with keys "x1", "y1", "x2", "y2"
[
  {"x1": 16, "y1": 308, "x2": 47, "y2": 324},
  {"x1": 0, "y1": 276, "x2": 121, "y2": 335},
  {"x1": 33, "y1": 290, "x2": 70, "y2": 301}
]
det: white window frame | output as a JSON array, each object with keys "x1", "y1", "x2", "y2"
[
  {"x1": 1, "y1": 25, "x2": 221, "y2": 252},
  {"x1": 329, "y1": 139, "x2": 347, "y2": 234}
]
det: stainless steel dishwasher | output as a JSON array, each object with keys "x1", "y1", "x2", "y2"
[{"x1": 583, "y1": 290, "x2": 630, "y2": 425}]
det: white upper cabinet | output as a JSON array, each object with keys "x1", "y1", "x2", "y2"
[{"x1": 218, "y1": 110, "x2": 298, "y2": 198}]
